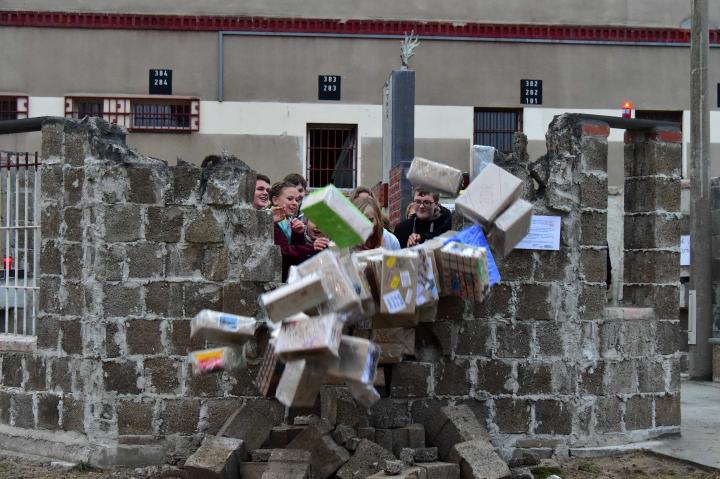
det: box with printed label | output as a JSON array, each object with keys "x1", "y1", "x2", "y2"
[
  {"x1": 190, "y1": 309, "x2": 259, "y2": 344},
  {"x1": 326, "y1": 335, "x2": 380, "y2": 385},
  {"x1": 274, "y1": 314, "x2": 343, "y2": 359},
  {"x1": 455, "y1": 163, "x2": 523, "y2": 226},
  {"x1": 189, "y1": 347, "x2": 246, "y2": 375},
  {"x1": 379, "y1": 251, "x2": 419, "y2": 315},
  {"x1": 440, "y1": 241, "x2": 490, "y2": 302}
]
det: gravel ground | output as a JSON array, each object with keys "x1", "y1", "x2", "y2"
[{"x1": 0, "y1": 450, "x2": 717, "y2": 478}]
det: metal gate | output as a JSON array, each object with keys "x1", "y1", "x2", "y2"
[{"x1": 0, "y1": 151, "x2": 40, "y2": 337}]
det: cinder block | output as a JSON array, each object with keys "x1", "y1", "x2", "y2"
[
  {"x1": 103, "y1": 284, "x2": 142, "y2": 318},
  {"x1": 535, "y1": 322, "x2": 565, "y2": 357},
  {"x1": 391, "y1": 362, "x2": 432, "y2": 398},
  {"x1": 185, "y1": 210, "x2": 224, "y2": 243},
  {"x1": 623, "y1": 284, "x2": 678, "y2": 320},
  {"x1": 37, "y1": 393, "x2": 60, "y2": 430},
  {"x1": 320, "y1": 386, "x2": 365, "y2": 428},
  {"x1": 495, "y1": 321, "x2": 531, "y2": 358},
  {"x1": 476, "y1": 360, "x2": 512, "y2": 395},
  {"x1": 335, "y1": 439, "x2": 395, "y2": 479},
  {"x1": 623, "y1": 250, "x2": 679, "y2": 284},
  {"x1": 581, "y1": 135, "x2": 609, "y2": 173},
  {"x1": 433, "y1": 358, "x2": 471, "y2": 396},
  {"x1": 534, "y1": 400, "x2": 572, "y2": 435},
  {"x1": 117, "y1": 399, "x2": 154, "y2": 435},
  {"x1": 145, "y1": 282, "x2": 184, "y2": 317},
  {"x1": 496, "y1": 249, "x2": 534, "y2": 281},
  {"x1": 516, "y1": 284, "x2": 556, "y2": 320},
  {"x1": 286, "y1": 423, "x2": 350, "y2": 479},
  {"x1": 603, "y1": 360, "x2": 637, "y2": 395},
  {"x1": 103, "y1": 204, "x2": 142, "y2": 242},
  {"x1": 624, "y1": 213, "x2": 685, "y2": 249},
  {"x1": 61, "y1": 395, "x2": 85, "y2": 433},
  {"x1": 637, "y1": 360, "x2": 665, "y2": 393},
  {"x1": 427, "y1": 405, "x2": 489, "y2": 460},
  {"x1": 447, "y1": 440, "x2": 510, "y2": 479},
  {"x1": 221, "y1": 400, "x2": 284, "y2": 451},
  {"x1": 160, "y1": 398, "x2": 200, "y2": 435},
  {"x1": 263, "y1": 448, "x2": 311, "y2": 479},
  {"x1": 183, "y1": 436, "x2": 245, "y2": 479},
  {"x1": 127, "y1": 166, "x2": 162, "y2": 204},
  {"x1": 580, "y1": 211, "x2": 608, "y2": 246},
  {"x1": 456, "y1": 320, "x2": 490, "y2": 356},
  {"x1": 624, "y1": 396, "x2": 653, "y2": 430},
  {"x1": 578, "y1": 173, "x2": 608, "y2": 209},
  {"x1": 146, "y1": 206, "x2": 183, "y2": 242},
  {"x1": 102, "y1": 361, "x2": 141, "y2": 395},
  {"x1": 127, "y1": 242, "x2": 165, "y2": 279},
  {"x1": 125, "y1": 319, "x2": 162, "y2": 355},
  {"x1": 595, "y1": 396, "x2": 622, "y2": 432},
  {"x1": 144, "y1": 357, "x2": 180, "y2": 394},
  {"x1": 494, "y1": 399, "x2": 530, "y2": 434},
  {"x1": 533, "y1": 249, "x2": 571, "y2": 282},
  {"x1": 655, "y1": 320, "x2": 680, "y2": 355},
  {"x1": 624, "y1": 176, "x2": 681, "y2": 213},
  {"x1": 517, "y1": 362, "x2": 552, "y2": 395},
  {"x1": 655, "y1": 394, "x2": 681, "y2": 427},
  {"x1": 369, "y1": 399, "x2": 410, "y2": 429},
  {"x1": 579, "y1": 247, "x2": 608, "y2": 283},
  {"x1": 167, "y1": 162, "x2": 201, "y2": 205}
]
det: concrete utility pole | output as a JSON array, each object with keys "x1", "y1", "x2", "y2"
[{"x1": 689, "y1": 0, "x2": 712, "y2": 379}]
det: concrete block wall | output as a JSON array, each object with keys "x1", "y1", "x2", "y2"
[
  {"x1": 0, "y1": 118, "x2": 281, "y2": 466},
  {"x1": 394, "y1": 115, "x2": 681, "y2": 459},
  {"x1": 0, "y1": 115, "x2": 682, "y2": 466}
]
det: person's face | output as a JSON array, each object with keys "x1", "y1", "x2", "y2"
[
  {"x1": 253, "y1": 180, "x2": 270, "y2": 210},
  {"x1": 413, "y1": 192, "x2": 435, "y2": 220},
  {"x1": 295, "y1": 185, "x2": 306, "y2": 204},
  {"x1": 273, "y1": 186, "x2": 300, "y2": 217},
  {"x1": 357, "y1": 191, "x2": 371, "y2": 200}
]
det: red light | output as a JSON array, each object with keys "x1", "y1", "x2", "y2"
[
  {"x1": 3, "y1": 257, "x2": 12, "y2": 270},
  {"x1": 621, "y1": 100, "x2": 633, "y2": 119}
]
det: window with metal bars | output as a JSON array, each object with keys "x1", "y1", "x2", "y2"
[
  {"x1": 0, "y1": 96, "x2": 29, "y2": 121},
  {"x1": 65, "y1": 96, "x2": 199, "y2": 132},
  {"x1": 473, "y1": 108, "x2": 523, "y2": 153},
  {"x1": 306, "y1": 124, "x2": 357, "y2": 189}
]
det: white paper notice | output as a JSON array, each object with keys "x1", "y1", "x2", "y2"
[
  {"x1": 680, "y1": 235, "x2": 690, "y2": 266},
  {"x1": 515, "y1": 215, "x2": 562, "y2": 251}
]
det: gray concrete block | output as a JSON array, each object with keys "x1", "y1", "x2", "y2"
[
  {"x1": 221, "y1": 400, "x2": 283, "y2": 451},
  {"x1": 427, "y1": 405, "x2": 489, "y2": 461},
  {"x1": 286, "y1": 422, "x2": 350, "y2": 479},
  {"x1": 417, "y1": 462, "x2": 461, "y2": 479},
  {"x1": 336, "y1": 439, "x2": 395, "y2": 479},
  {"x1": 320, "y1": 386, "x2": 365, "y2": 428},
  {"x1": 186, "y1": 210, "x2": 224, "y2": 243},
  {"x1": 447, "y1": 440, "x2": 510, "y2": 479},
  {"x1": 263, "y1": 449, "x2": 311, "y2": 479},
  {"x1": 183, "y1": 436, "x2": 245, "y2": 479},
  {"x1": 391, "y1": 362, "x2": 433, "y2": 398},
  {"x1": 494, "y1": 399, "x2": 530, "y2": 434}
]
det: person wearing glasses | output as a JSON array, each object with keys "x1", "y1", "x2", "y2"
[{"x1": 393, "y1": 187, "x2": 452, "y2": 248}]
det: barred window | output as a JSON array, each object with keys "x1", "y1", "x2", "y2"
[
  {"x1": 473, "y1": 108, "x2": 523, "y2": 153},
  {"x1": 0, "y1": 96, "x2": 29, "y2": 121},
  {"x1": 65, "y1": 96, "x2": 199, "y2": 132},
  {"x1": 306, "y1": 124, "x2": 357, "y2": 189}
]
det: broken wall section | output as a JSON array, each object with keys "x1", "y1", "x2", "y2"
[{"x1": 0, "y1": 117, "x2": 281, "y2": 466}]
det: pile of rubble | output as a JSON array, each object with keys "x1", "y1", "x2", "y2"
[{"x1": 184, "y1": 403, "x2": 511, "y2": 479}]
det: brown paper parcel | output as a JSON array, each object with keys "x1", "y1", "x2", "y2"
[
  {"x1": 275, "y1": 358, "x2": 324, "y2": 408},
  {"x1": 326, "y1": 335, "x2": 380, "y2": 384},
  {"x1": 488, "y1": 199, "x2": 533, "y2": 257},
  {"x1": 406, "y1": 156, "x2": 464, "y2": 195},
  {"x1": 259, "y1": 274, "x2": 330, "y2": 322},
  {"x1": 454, "y1": 163, "x2": 523, "y2": 226}
]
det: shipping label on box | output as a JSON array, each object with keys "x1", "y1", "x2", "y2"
[
  {"x1": 260, "y1": 274, "x2": 331, "y2": 322},
  {"x1": 411, "y1": 247, "x2": 440, "y2": 307},
  {"x1": 189, "y1": 347, "x2": 245, "y2": 375},
  {"x1": 380, "y1": 251, "x2": 419, "y2": 315},
  {"x1": 326, "y1": 336, "x2": 380, "y2": 384},
  {"x1": 440, "y1": 241, "x2": 490, "y2": 302},
  {"x1": 406, "y1": 156, "x2": 463, "y2": 195},
  {"x1": 274, "y1": 314, "x2": 343, "y2": 359},
  {"x1": 455, "y1": 163, "x2": 523, "y2": 226},
  {"x1": 190, "y1": 309, "x2": 259, "y2": 344}
]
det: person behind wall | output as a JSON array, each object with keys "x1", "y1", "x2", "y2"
[
  {"x1": 283, "y1": 173, "x2": 308, "y2": 221},
  {"x1": 350, "y1": 185, "x2": 391, "y2": 230},
  {"x1": 352, "y1": 196, "x2": 401, "y2": 251},
  {"x1": 270, "y1": 181, "x2": 322, "y2": 281},
  {"x1": 252, "y1": 174, "x2": 271, "y2": 210},
  {"x1": 393, "y1": 187, "x2": 452, "y2": 248}
]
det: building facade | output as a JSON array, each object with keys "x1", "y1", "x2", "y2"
[{"x1": 0, "y1": 1, "x2": 719, "y2": 188}]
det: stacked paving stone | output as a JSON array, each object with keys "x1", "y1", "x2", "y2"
[{"x1": 0, "y1": 115, "x2": 683, "y2": 470}]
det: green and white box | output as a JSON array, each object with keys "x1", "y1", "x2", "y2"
[{"x1": 301, "y1": 184, "x2": 373, "y2": 247}]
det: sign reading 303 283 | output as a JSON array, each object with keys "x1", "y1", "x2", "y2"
[{"x1": 319, "y1": 75, "x2": 341, "y2": 101}]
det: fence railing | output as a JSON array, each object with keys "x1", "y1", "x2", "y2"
[{"x1": 0, "y1": 151, "x2": 40, "y2": 337}]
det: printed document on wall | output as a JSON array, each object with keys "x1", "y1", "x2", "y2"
[{"x1": 515, "y1": 215, "x2": 561, "y2": 251}]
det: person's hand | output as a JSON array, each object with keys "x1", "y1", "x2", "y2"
[
  {"x1": 407, "y1": 233, "x2": 422, "y2": 247},
  {"x1": 290, "y1": 218, "x2": 306, "y2": 234},
  {"x1": 313, "y1": 237, "x2": 330, "y2": 251},
  {"x1": 271, "y1": 206, "x2": 286, "y2": 223}
]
